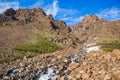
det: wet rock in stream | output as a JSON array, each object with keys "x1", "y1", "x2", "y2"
[{"x1": 3, "y1": 55, "x2": 81, "y2": 80}]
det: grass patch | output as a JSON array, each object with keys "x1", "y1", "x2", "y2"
[
  {"x1": 0, "y1": 52, "x2": 36, "y2": 64},
  {"x1": 102, "y1": 40, "x2": 120, "y2": 52},
  {"x1": 14, "y1": 40, "x2": 63, "y2": 53},
  {"x1": 27, "y1": 28, "x2": 63, "y2": 44},
  {"x1": 0, "y1": 40, "x2": 63, "y2": 64},
  {"x1": 0, "y1": 56, "x2": 14, "y2": 63},
  {"x1": 102, "y1": 61, "x2": 108, "y2": 70}
]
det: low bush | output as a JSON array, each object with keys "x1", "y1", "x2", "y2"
[
  {"x1": 14, "y1": 40, "x2": 63, "y2": 53},
  {"x1": 0, "y1": 40, "x2": 63, "y2": 64},
  {"x1": 102, "y1": 40, "x2": 120, "y2": 52}
]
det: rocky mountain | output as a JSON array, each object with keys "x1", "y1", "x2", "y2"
[
  {"x1": 0, "y1": 8, "x2": 72, "y2": 56},
  {"x1": 0, "y1": 8, "x2": 120, "y2": 57},
  {"x1": 0, "y1": 8, "x2": 68, "y2": 31},
  {"x1": 72, "y1": 14, "x2": 120, "y2": 44},
  {"x1": 0, "y1": 8, "x2": 120, "y2": 80}
]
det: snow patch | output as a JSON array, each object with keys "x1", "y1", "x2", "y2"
[{"x1": 86, "y1": 46, "x2": 99, "y2": 53}]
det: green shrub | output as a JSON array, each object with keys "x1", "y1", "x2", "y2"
[
  {"x1": 0, "y1": 40, "x2": 63, "y2": 64},
  {"x1": 103, "y1": 48, "x2": 113, "y2": 52},
  {"x1": 102, "y1": 40, "x2": 120, "y2": 52},
  {"x1": 14, "y1": 40, "x2": 63, "y2": 53}
]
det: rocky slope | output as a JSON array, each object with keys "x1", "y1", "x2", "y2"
[
  {"x1": 0, "y1": 48, "x2": 120, "y2": 80},
  {"x1": 0, "y1": 8, "x2": 74, "y2": 56},
  {"x1": 0, "y1": 8, "x2": 120, "y2": 80}
]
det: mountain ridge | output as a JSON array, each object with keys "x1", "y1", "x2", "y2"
[
  {"x1": 0, "y1": 8, "x2": 120, "y2": 80},
  {"x1": 1, "y1": 8, "x2": 120, "y2": 26},
  {"x1": 0, "y1": 8, "x2": 120, "y2": 57}
]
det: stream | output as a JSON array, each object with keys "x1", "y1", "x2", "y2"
[
  {"x1": 3, "y1": 43, "x2": 100, "y2": 80},
  {"x1": 3, "y1": 55, "x2": 81, "y2": 80}
]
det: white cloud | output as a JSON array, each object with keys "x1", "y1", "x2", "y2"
[
  {"x1": 60, "y1": 16, "x2": 84, "y2": 26},
  {"x1": 96, "y1": 7, "x2": 120, "y2": 21},
  {"x1": 56, "y1": 8, "x2": 84, "y2": 25},
  {"x1": 0, "y1": 2, "x2": 19, "y2": 13},
  {"x1": 32, "y1": 0, "x2": 43, "y2": 8},
  {"x1": 45, "y1": 0, "x2": 59, "y2": 17}
]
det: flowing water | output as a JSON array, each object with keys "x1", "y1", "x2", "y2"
[{"x1": 3, "y1": 55, "x2": 81, "y2": 80}]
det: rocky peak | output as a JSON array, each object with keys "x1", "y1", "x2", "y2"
[
  {"x1": 0, "y1": 8, "x2": 47, "y2": 22},
  {"x1": 46, "y1": 14, "x2": 54, "y2": 20},
  {"x1": 81, "y1": 14, "x2": 102, "y2": 25},
  {"x1": 3, "y1": 8, "x2": 16, "y2": 16},
  {"x1": 15, "y1": 8, "x2": 46, "y2": 21}
]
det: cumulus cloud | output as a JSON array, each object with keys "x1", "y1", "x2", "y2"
[
  {"x1": 0, "y1": 2, "x2": 19, "y2": 13},
  {"x1": 96, "y1": 7, "x2": 120, "y2": 21},
  {"x1": 44, "y1": 0, "x2": 59, "y2": 17}
]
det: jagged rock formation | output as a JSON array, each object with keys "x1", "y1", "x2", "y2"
[
  {"x1": 72, "y1": 14, "x2": 120, "y2": 44},
  {"x1": 0, "y1": 8, "x2": 68, "y2": 32}
]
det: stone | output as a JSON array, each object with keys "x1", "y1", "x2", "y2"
[
  {"x1": 107, "y1": 65, "x2": 112, "y2": 71},
  {"x1": 51, "y1": 58, "x2": 56, "y2": 62},
  {"x1": 19, "y1": 62, "x2": 24, "y2": 67},
  {"x1": 23, "y1": 56, "x2": 27, "y2": 60},
  {"x1": 68, "y1": 63, "x2": 79, "y2": 70},
  {"x1": 55, "y1": 70, "x2": 60, "y2": 74},
  {"x1": 58, "y1": 55, "x2": 62, "y2": 59},
  {"x1": 79, "y1": 70, "x2": 85, "y2": 74},
  {"x1": 104, "y1": 74, "x2": 111, "y2": 80},
  {"x1": 96, "y1": 52, "x2": 101, "y2": 57},
  {"x1": 93, "y1": 71, "x2": 98, "y2": 76},
  {"x1": 83, "y1": 61, "x2": 87, "y2": 66},
  {"x1": 63, "y1": 59, "x2": 68, "y2": 63},
  {"x1": 76, "y1": 74, "x2": 81, "y2": 79},
  {"x1": 111, "y1": 57, "x2": 117, "y2": 63},
  {"x1": 112, "y1": 49, "x2": 120, "y2": 56},
  {"x1": 115, "y1": 74, "x2": 120, "y2": 79},
  {"x1": 104, "y1": 53, "x2": 111, "y2": 61},
  {"x1": 98, "y1": 70, "x2": 106, "y2": 75},
  {"x1": 82, "y1": 73, "x2": 90, "y2": 79}
]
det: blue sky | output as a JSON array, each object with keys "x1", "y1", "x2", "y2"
[{"x1": 0, "y1": 0, "x2": 120, "y2": 25}]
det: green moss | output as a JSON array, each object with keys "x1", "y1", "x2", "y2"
[{"x1": 14, "y1": 40, "x2": 63, "y2": 53}]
